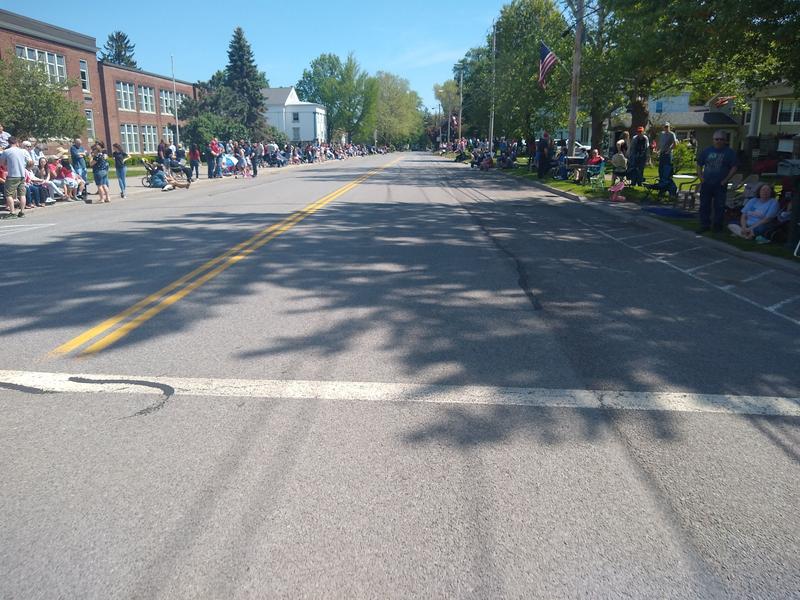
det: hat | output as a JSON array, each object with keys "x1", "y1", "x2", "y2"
[
  {"x1": 663, "y1": 122, "x2": 671, "y2": 127},
  {"x1": 22, "y1": 140, "x2": 32, "y2": 147},
  {"x1": 636, "y1": 126, "x2": 645, "y2": 133}
]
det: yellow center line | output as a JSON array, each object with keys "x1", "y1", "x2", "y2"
[{"x1": 52, "y1": 157, "x2": 401, "y2": 357}]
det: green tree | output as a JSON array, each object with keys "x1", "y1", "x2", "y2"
[
  {"x1": 374, "y1": 72, "x2": 423, "y2": 146},
  {"x1": 224, "y1": 27, "x2": 268, "y2": 130},
  {"x1": 457, "y1": 46, "x2": 492, "y2": 137},
  {"x1": 100, "y1": 31, "x2": 138, "y2": 68},
  {"x1": 296, "y1": 53, "x2": 378, "y2": 142},
  {"x1": 0, "y1": 56, "x2": 85, "y2": 139},
  {"x1": 492, "y1": 0, "x2": 570, "y2": 143}
]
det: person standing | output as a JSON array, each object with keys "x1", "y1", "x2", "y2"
[
  {"x1": 189, "y1": 144, "x2": 201, "y2": 180},
  {"x1": 90, "y1": 141, "x2": 110, "y2": 203},
  {"x1": 0, "y1": 123, "x2": 10, "y2": 149},
  {"x1": 629, "y1": 127, "x2": 649, "y2": 186},
  {"x1": 537, "y1": 132, "x2": 551, "y2": 179},
  {"x1": 0, "y1": 137, "x2": 31, "y2": 217},
  {"x1": 658, "y1": 122, "x2": 678, "y2": 196},
  {"x1": 70, "y1": 138, "x2": 88, "y2": 198},
  {"x1": 696, "y1": 130, "x2": 738, "y2": 234},
  {"x1": 111, "y1": 143, "x2": 129, "y2": 198}
]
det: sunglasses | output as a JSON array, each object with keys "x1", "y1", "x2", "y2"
[{"x1": 713, "y1": 138, "x2": 726, "y2": 141}]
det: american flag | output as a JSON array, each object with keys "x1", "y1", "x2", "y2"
[{"x1": 538, "y1": 43, "x2": 558, "y2": 89}]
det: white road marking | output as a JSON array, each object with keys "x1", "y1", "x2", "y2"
[
  {"x1": 615, "y1": 232, "x2": 657, "y2": 241},
  {"x1": 0, "y1": 370, "x2": 797, "y2": 417},
  {"x1": 768, "y1": 294, "x2": 800, "y2": 311},
  {"x1": 656, "y1": 245, "x2": 702, "y2": 257},
  {"x1": 580, "y1": 220, "x2": 800, "y2": 328},
  {"x1": 0, "y1": 223, "x2": 56, "y2": 237},
  {"x1": 740, "y1": 269, "x2": 775, "y2": 284},
  {"x1": 633, "y1": 238, "x2": 676, "y2": 249},
  {"x1": 685, "y1": 258, "x2": 728, "y2": 273}
]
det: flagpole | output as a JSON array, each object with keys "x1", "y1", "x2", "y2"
[
  {"x1": 171, "y1": 54, "x2": 180, "y2": 147},
  {"x1": 489, "y1": 21, "x2": 496, "y2": 155},
  {"x1": 567, "y1": 0, "x2": 584, "y2": 156}
]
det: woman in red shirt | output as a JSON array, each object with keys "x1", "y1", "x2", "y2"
[{"x1": 189, "y1": 144, "x2": 201, "y2": 180}]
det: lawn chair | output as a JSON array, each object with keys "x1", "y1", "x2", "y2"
[
  {"x1": 587, "y1": 162, "x2": 606, "y2": 191},
  {"x1": 724, "y1": 173, "x2": 745, "y2": 209}
]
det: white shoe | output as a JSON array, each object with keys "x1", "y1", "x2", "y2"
[{"x1": 727, "y1": 224, "x2": 743, "y2": 237}]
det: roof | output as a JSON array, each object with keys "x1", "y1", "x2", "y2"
[
  {"x1": 99, "y1": 61, "x2": 195, "y2": 87},
  {"x1": 0, "y1": 9, "x2": 97, "y2": 53},
  {"x1": 262, "y1": 87, "x2": 295, "y2": 105},
  {"x1": 612, "y1": 109, "x2": 738, "y2": 129}
]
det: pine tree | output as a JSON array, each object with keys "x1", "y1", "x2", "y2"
[
  {"x1": 100, "y1": 31, "x2": 138, "y2": 69},
  {"x1": 224, "y1": 27, "x2": 267, "y2": 129}
]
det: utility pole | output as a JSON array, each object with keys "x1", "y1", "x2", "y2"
[
  {"x1": 458, "y1": 63, "x2": 464, "y2": 142},
  {"x1": 447, "y1": 108, "x2": 451, "y2": 146},
  {"x1": 566, "y1": 0, "x2": 584, "y2": 156},
  {"x1": 171, "y1": 55, "x2": 180, "y2": 147},
  {"x1": 489, "y1": 21, "x2": 496, "y2": 155}
]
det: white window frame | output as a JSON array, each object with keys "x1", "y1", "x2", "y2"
[
  {"x1": 292, "y1": 127, "x2": 301, "y2": 141},
  {"x1": 138, "y1": 86, "x2": 156, "y2": 113},
  {"x1": 292, "y1": 112, "x2": 300, "y2": 122},
  {"x1": 79, "y1": 59, "x2": 90, "y2": 92},
  {"x1": 162, "y1": 126, "x2": 174, "y2": 145},
  {"x1": 160, "y1": 89, "x2": 175, "y2": 115},
  {"x1": 120, "y1": 124, "x2": 140, "y2": 153},
  {"x1": 141, "y1": 125, "x2": 158, "y2": 153},
  {"x1": 116, "y1": 81, "x2": 137, "y2": 111},
  {"x1": 15, "y1": 45, "x2": 66, "y2": 84},
  {"x1": 85, "y1": 109, "x2": 96, "y2": 141},
  {"x1": 777, "y1": 100, "x2": 800, "y2": 124}
]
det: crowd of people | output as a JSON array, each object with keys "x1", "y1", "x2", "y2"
[
  {"x1": 0, "y1": 120, "x2": 392, "y2": 213},
  {"x1": 202, "y1": 139, "x2": 389, "y2": 181}
]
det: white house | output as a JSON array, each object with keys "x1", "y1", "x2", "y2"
[{"x1": 262, "y1": 86, "x2": 327, "y2": 143}]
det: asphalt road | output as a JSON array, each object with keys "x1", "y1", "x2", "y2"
[{"x1": 1, "y1": 153, "x2": 798, "y2": 598}]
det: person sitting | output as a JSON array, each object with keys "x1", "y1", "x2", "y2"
[
  {"x1": 610, "y1": 150, "x2": 628, "y2": 185},
  {"x1": 57, "y1": 159, "x2": 85, "y2": 200},
  {"x1": 165, "y1": 156, "x2": 193, "y2": 182},
  {"x1": 727, "y1": 183, "x2": 779, "y2": 241},
  {"x1": 469, "y1": 151, "x2": 482, "y2": 168},
  {"x1": 479, "y1": 153, "x2": 494, "y2": 171},
  {"x1": 150, "y1": 164, "x2": 190, "y2": 191}
]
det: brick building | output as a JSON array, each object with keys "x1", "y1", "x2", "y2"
[{"x1": 0, "y1": 9, "x2": 196, "y2": 154}]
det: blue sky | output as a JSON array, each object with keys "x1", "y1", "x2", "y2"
[{"x1": 5, "y1": 0, "x2": 507, "y2": 110}]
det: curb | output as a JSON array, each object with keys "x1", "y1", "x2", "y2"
[{"x1": 480, "y1": 164, "x2": 800, "y2": 276}]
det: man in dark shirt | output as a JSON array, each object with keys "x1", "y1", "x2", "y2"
[
  {"x1": 537, "y1": 133, "x2": 551, "y2": 179},
  {"x1": 696, "y1": 130, "x2": 738, "y2": 233}
]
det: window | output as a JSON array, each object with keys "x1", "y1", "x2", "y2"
[
  {"x1": 292, "y1": 112, "x2": 300, "y2": 122},
  {"x1": 160, "y1": 89, "x2": 175, "y2": 115},
  {"x1": 777, "y1": 100, "x2": 800, "y2": 124},
  {"x1": 116, "y1": 81, "x2": 136, "y2": 111},
  {"x1": 138, "y1": 86, "x2": 155, "y2": 113},
  {"x1": 141, "y1": 125, "x2": 158, "y2": 153},
  {"x1": 162, "y1": 126, "x2": 174, "y2": 145},
  {"x1": 176, "y1": 92, "x2": 189, "y2": 110},
  {"x1": 743, "y1": 110, "x2": 752, "y2": 125},
  {"x1": 85, "y1": 110, "x2": 95, "y2": 141},
  {"x1": 79, "y1": 59, "x2": 90, "y2": 92},
  {"x1": 120, "y1": 124, "x2": 140, "y2": 153},
  {"x1": 15, "y1": 45, "x2": 66, "y2": 84},
  {"x1": 292, "y1": 127, "x2": 301, "y2": 141}
]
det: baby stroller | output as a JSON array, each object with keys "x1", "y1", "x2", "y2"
[{"x1": 141, "y1": 159, "x2": 159, "y2": 187}]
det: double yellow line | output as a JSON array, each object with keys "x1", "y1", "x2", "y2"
[{"x1": 53, "y1": 158, "x2": 400, "y2": 357}]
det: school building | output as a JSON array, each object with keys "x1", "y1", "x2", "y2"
[{"x1": 0, "y1": 9, "x2": 196, "y2": 154}]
